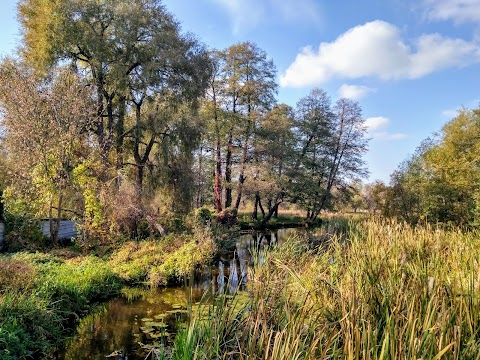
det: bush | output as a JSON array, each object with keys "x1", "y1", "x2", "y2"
[
  {"x1": 2, "y1": 213, "x2": 48, "y2": 252},
  {"x1": 195, "y1": 206, "x2": 214, "y2": 225},
  {"x1": 215, "y1": 207, "x2": 237, "y2": 226}
]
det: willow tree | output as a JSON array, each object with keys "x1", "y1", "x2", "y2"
[
  {"x1": 18, "y1": 0, "x2": 211, "y2": 180},
  {"x1": 18, "y1": 0, "x2": 212, "y2": 231}
]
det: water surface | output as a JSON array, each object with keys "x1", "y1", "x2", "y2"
[{"x1": 59, "y1": 228, "x2": 302, "y2": 359}]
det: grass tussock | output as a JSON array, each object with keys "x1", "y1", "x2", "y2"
[
  {"x1": 164, "y1": 218, "x2": 480, "y2": 359},
  {"x1": 109, "y1": 226, "x2": 216, "y2": 286}
]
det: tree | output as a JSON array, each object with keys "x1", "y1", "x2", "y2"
[
  {"x1": 293, "y1": 89, "x2": 368, "y2": 221},
  {"x1": 217, "y1": 42, "x2": 277, "y2": 210},
  {"x1": 249, "y1": 104, "x2": 296, "y2": 221},
  {"x1": 0, "y1": 62, "x2": 96, "y2": 242},
  {"x1": 386, "y1": 109, "x2": 480, "y2": 226},
  {"x1": 18, "y1": 0, "x2": 211, "y2": 184}
]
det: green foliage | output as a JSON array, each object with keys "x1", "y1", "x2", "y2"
[
  {"x1": 0, "y1": 292, "x2": 63, "y2": 359},
  {"x1": 0, "y1": 252, "x2": 122, "y2": 359},
  {"x1": 195, "y1": 206, "x2": 214, "y2": 225},
  {"x1": 2, "y1": 212, "x2": 47, "y2": 252},
  {"x1": 386, "y1": 109, "x2": 480, "y2": 227},
  {"x1": 108, "y1": 229, "x2": 216, "y2": 287},
  {"x1": 148, "y1": 228, "x2": 216, "y2": 287}
]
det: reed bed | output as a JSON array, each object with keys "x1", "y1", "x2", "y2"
[{"x1": 165, "y1": 218, "x2": 480, "y2": 359}]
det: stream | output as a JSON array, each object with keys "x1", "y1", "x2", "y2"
[{"x1": 56, "y1": 228, "x2": 302, "y2": 360}]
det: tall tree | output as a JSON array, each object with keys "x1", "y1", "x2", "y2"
[
  {"x1": 250, "y1": 104, "x2": 296, "y2": 221},
  {"x1": 218, "y1": 42, "x2": 277, "y2": 210},
  {"x1": 18, "y1": 0, "x2": 211, "y2": 181},
  {"x1": 293, "y1": 89, "x2": 368, "y2": 221}
]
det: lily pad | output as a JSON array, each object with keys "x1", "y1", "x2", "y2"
[
  {"x1": 140, "y1": 326, "x2": 154, "y2": 333},
  {"x1": 145, "y1": 321, "x2": 168, "y2": 328}
]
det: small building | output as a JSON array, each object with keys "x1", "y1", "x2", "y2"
[{"x1": 40, "y1": 220, "x2": 79, "y2": 240}]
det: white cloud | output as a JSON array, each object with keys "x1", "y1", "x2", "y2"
[
  {"x1": 423, "y1": 0, "x2": 480, "y2": 23},
  {"x1": 211, "y1": 0, "x2": 321, "y2": 34},
  {"x1": 280, "y1": 20, "x2": 480, "y2": 87},
  {"x1": 338, "y1": 84, "x2": 376, "y2": 100},
  {"x1": 364, "y1": 116, "x2": 390, "y2": 131},
  {"x1": 364, "y1": 116, "x2": 408, "y2": 140}
]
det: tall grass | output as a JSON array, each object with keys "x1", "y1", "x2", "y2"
[{"x1": 163, "y1": 218, "x2": 480, "y2": 359}]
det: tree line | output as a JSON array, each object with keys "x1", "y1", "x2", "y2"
[
  {"x1": 0, "y1": 0, "x2": 368, "y2": 243},
  {"x1": 350, "y1": 108, "x2": 480, "y2": 228}
]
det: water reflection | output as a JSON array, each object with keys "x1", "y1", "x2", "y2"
[{"x1": 58, "y1": 228, "x2": 300, "y2": 360}]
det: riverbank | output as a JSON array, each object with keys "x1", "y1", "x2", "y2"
[{"x1": 0, "y1": 226, "x2": 217, "y2": 359}]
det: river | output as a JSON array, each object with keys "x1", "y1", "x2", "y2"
[{"x1": 56, "y1": 228, "x2": 302, "y2": 360}]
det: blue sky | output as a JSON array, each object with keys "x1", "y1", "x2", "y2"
[{"x1": 1, "y1": 0, "x2": 480, "y2": 182}]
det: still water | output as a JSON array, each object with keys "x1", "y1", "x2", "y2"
[{"x1": 58, "y1": 228, "x2": 301, "y2": 360}]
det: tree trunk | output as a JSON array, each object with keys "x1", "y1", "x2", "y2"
[
  {"x1": 116, "y1": 96, "x2": 126, "y2": 181},
  {"x1": 252, "y1": 193, "x2": 265, "y2": 220},
  {"x1": 50, "y1": 193, "x2": 63, "y2": 244},
  {"x1": 260, "y1": 200, "x2": 281, "y2": 226},
  {"x1": 258, "y1": 194, "x2": 266, "y2": 217},
  {"x1": 234, "y1": 123, "x2": 251, "y2": 210},
  {"x1": 0, "y1": 190, "x2": 3, "y2": 221},
  {"x1": 252, "y1": 197, "x2": 258, "y2": 220},
  {"x1": 214, "y1": 138, "x2": 223, "y2": 212},
  {"x1": 225, "y1": 130, "x2": 233, "y2": 208}
]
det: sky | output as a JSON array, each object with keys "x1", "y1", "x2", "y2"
[{"x1": 1, "y1": 0, "x2": 479, "y2": 183}]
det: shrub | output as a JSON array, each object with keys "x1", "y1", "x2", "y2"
[
  {"x1": 195, "y1": 206, "x2": 214, "y2": 225},
  {"x1": 2, "y1": 213, "x2": 47, "y2": 252},
  {"x1": 215, "y1": 207, "x2": 237, "y2": 226}
]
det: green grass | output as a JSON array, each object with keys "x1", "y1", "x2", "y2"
[
  {"x1": 0, "y1": 252, "x2": 122, "y2": 359},
  {"x1": 0, "y1": 226, "x2": 216, "y2": 359},
  {"x1": 161, "y1": 218, "x2": 480, "y2": 359}
]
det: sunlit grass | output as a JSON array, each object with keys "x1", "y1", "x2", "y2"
[{"x1": 164, "y1": 218, "x2": 480, "y2": 359}]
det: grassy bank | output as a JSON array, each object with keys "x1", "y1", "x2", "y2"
[
  {"x1": 0, "y1": 253, "x2": 122, "y2": 359},
  {"x1": 0, "y1": 226, "x2": 216, "y2": 359},
  {"x1": 164, "y1": 218, "x2": 480, "y2": 359}
]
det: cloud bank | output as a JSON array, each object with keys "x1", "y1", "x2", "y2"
[
  {"x1": 423, "y1": 0, "x2": 480, "y2": 23},
  {"x1": 280, "y1": 20, "x2": 480, "y2": 87}
]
